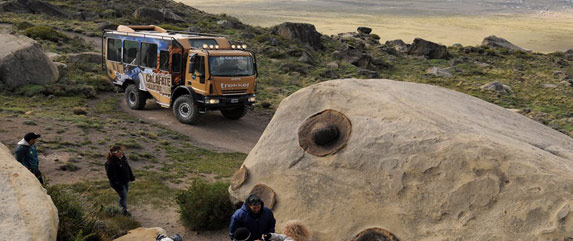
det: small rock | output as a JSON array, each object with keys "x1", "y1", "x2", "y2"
[
  {"x1": 452, "y1": 43, "x2": 463, "y2": 48},
  {"x1": 557, "y1": 204, "x2": 570, "y2": 221},
  {"x1": 357, "y1": 27, "x2": 372, "y2": 35},
  {"x1": 269, "y1": 38, "x2": 280, "y2": 46},
  {"x1": 326, "y1": 62, "x2": 339, "y2": 70},
  {"x1": 542, "y1": 84, "x2": 558, "y2": 89},
  {"x1": 480, "y1": 81, "x2": 513, "y2": 95},
  {"x1": 331, "y1": 51, "x2": 342, "y2": 60},
  {"x1": 357, "y1": 68, "x2": 379, "y2": 78},
  {"x1": 216, "y1": 20, "x2": 233, "y2": 29},
  {"x1": 25, "y1": 111, "x2": 33, "y2": 115},
  {"x1": 425, "y1": 67, "x2": 453, "y2": 77}
]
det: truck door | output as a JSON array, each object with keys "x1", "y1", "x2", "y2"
[{"x1": 187, "y1": 53, "x2": 208, "y2": 95}]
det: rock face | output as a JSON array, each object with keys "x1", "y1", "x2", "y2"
[
  {"x1": 0, "y1": 0, "x2": 70, "y2": 18},
  {"x1": 229, "y1": 79, "x2": 573, "y2": 241},
  {"x1": 0, "y1": 143, "x2": 59, "y2": 241},
  {"x1": 272, "y1": 22, "x2": 322, "y2": 50},
  {"x1": 482, "y1": 35, "x2": 525, "y2": 51},
  {"x1": 408, "y1": 38, "x2": 448, "y2": 59},
  {"x1": 0, "y1": 33, "x2": 59, "y2": 89}
]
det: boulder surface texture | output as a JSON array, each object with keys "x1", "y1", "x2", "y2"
[
  {"x1": 272, "y1": 22, "x2": 322, "y2": 49},
  {"x1": 0, "y1": 33, "x2": 58, "y2": 89},
  {"x1": 229, "y1": 79, "x2": 573, "y2": 241},
  {"x1": 0, "y1": 143, "x2": 58, "y2": 241}
]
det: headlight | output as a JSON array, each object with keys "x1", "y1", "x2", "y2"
[
  {"x1": 241, "y1": 44, "x2": 247, "y2": 49},
  {"x1": 202, "y1": 44, "x2": 208, "y2": 49},
  {"x1": 231, "y1": 45, "x2": 236, "y2": 49},
  {"x1": 248, "y1": 96, "x2": 256, "y2": 102},
  {"x1": 206, "y1": 98, "x2": 219, "y2": 104}
]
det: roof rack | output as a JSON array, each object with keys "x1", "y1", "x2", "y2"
[
  {"x1": 166, "y1": 30, "x2": 229, "y2": 38},
  {"x1": 116, "y1": 25, "x2": 168, "y2": 33}
]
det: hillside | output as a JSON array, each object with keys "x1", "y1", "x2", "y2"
[{"x1": 0, "y1": 0, "x2": 572, "y2": 240}]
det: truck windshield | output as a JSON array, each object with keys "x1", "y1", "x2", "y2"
[{"x1": 209, "y1": 56, "x2": 254, "y2": 76}]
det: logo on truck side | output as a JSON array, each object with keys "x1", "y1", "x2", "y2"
[{"x1": 221, "y1": 83, "x2": 249, "y2": 90}]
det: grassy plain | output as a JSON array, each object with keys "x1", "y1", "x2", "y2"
[{"x1": 182, "y1": 0, "x2": 573, "y2": 53}]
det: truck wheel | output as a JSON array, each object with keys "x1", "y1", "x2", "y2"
[
  {"x1": 125, "y1": 84, "x2": 147, "y2": 110},
  {"x1": 220, "y1": 105, "x2": 248, "y2": 120},
  {"x1": 173, "y1": 95, "x2": 200, "y2": 125}
]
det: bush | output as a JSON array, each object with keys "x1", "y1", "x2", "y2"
[
  {"x1": 14, "y1": 84, "x2": 45, "y2": 97},
  {"x1": 176, "y1": 179, "x2": 234, "y2": 230},
  {"x1": 47, "y1": 185, "x2": 101, "y2": 241},
  {"x1": 24, "y1": 26, "x2": 70, "y2": 42}
]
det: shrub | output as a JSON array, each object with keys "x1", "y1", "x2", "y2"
[
  {"x1": 176, "y1": 179, "x2": 234, "y2": 230},
  {"x1": 59, "y1": 162, "x2": 80, "y2": 171},
  {"x1": 73, "y1": 107, "x2": 88, "y2": 115},
  {"x1": 47, "y1": 185, "x2": 101, "y2": 241},
  {"x1": 24, "y1": 26, "x2": 70, "y2": 42},
  {"x1": 14, "y1": 84, "x2": 45, "y2": 97}
]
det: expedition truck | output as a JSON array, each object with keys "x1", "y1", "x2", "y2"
[{"x1": 103, "y1": 25, "x2": 257, "y2": 124}]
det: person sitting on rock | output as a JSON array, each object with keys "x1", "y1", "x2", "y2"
[
  {"x1": 229, "y1": 194, "x2": 276, "y2": 241},
  {"x1": 262, "y1": 220, "x2": 311, "y2": 241}
]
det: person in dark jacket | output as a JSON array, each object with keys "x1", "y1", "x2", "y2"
[
  {"x1": 230, "y1": 194, "x2": 276, "y2": 241},
  {"x1": 105, "y1": 145, "x2": 135, "y2": 216},
  {"x1": 14, "y1": 132, "x2": 43, "y2": 184}
]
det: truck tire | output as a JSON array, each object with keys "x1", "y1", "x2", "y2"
[
  {"x1": 220, "y1": 105, "x2": 248, "y2": 120},
  {"x1": 173, "y1": 95, "x2": 200, "y2": 125},
  {"x1": 125, "y1": 84, "x2": 147, "y2": 110}
]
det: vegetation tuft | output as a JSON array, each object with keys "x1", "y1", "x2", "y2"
[{"x1": 176, "y1": 179, "x2": 235, "y2": 231}]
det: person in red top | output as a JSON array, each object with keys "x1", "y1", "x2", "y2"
[{"x1": 105, "y1": 145, "x2": 135, "y2": 216}]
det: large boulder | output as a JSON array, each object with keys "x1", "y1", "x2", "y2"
[
  {"x1": 114, "y1": 227, "x2": 166, "y2": 241},
  {"x1": 272, "y1": 22, "x2": 322, "y2": 50},
  {"x1": 408, "y1": 38, "x2": 448, "y2": 59},
  {"x1": 229, "y1": 79, "x2": 573, "y2": 241},
  {"x1": 385, "y1": 39, "x2": 410, "y2": 53},
  {"x1": 0, "y1": 33, "x2": 59, "y2": 89},
  {"x1": 482, "y1": 35, "x2": 526, "y2": 51},
  {"x1": 0, "y1": 143, "x2": 59, "y2": 241}
]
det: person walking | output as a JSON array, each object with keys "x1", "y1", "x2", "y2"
[
  {"x1": 262, "y1": 220, "x2": 312, "y2": 241},
  {"x1": 105, "y1": 145, "x2": 135, "y2": 216},
  {"x1": 14, "y1": 132, "x2": 43, "y2": 184},
  {"x1": 230, "y1": 194, "x2": 276, "y2": 241}
]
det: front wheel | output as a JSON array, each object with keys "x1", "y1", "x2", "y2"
[
  {"x1": 173, "y1": 95, "x2": 200, "y2": 125},
  {"x1": 220, "y1": 105, "x2": 248, "y2": 120},
  {"x1": 125, "y1": 84, "x2": 147, "y2": 110}
]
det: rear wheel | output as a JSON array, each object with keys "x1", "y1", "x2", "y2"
[
  {"x1": 173, "y1": 95, "x2": 200, "y2": 125},
  {"x1": 125, "y1": 84, "x2": 147, "y2": 110},
  {"x1": 220, "y1": 105, "x2": 248, "y2": 120}
]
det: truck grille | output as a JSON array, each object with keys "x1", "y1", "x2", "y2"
[{"x1": 222, "y1": 89, "x2": 248, "y2": 95}]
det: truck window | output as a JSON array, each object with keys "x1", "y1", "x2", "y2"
[
  {"x1": 123, "y1": 40, "x2": 139, "y2": 65},
  {"x1": 140, "y1": 43, "x2": 157, "y2": 68},
  {"x1": 172, "y1": 53, "x2": 182, "y2": 73},
  {"x1": 189, "y1": 39, "x2": 218, "y2": 49},
  {"x1": 159, "y1": 51, "x2": 169, "y2": 71},
  {"x1": 209, "y1": 56, "x2": 254, "y2": 76},
  {"x1": 107, "y1": 38, "x2": 121, "y2": 62}
]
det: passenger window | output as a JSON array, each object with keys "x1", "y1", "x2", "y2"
[
  {"x1": 172, "y1": 54, "x2": 182, "y2": 73},
  {"x1": 140, "y1": 43, "x2": 157, "y2": 68},
  {"x1": 107, "y1": 38, "x2": 121, "y2": 62},
  {"x1": 123, "y1": 40, "x2": 139, "y2": 65},
  {"x1": 159, "y1": 51, "x2": 169, "y2": 71}
]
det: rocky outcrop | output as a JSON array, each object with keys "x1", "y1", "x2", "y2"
[
  {"x1": 408, "y1": 38, "x2": 448, "y2": 59},
  {"x1": 272, "y1": 22, "x2": 322, "y2": 50},
  {"x1": 229, "y1": 79, "x2": 573, "y2": 241},
  {"x1": 482, "y1": 35, "x2": 526, "y2": 51},
  {"x1": 0, "y1": 143, "x2": 59, "y2": 241},
  {"x1": 133, "y1": 7, "x2": 185, "y2": 23},
  {"x1": 385, "y1": 39, "x2": 410, "y2": 53},
  {"x1": 0, "y1": 0, "x2": 71, "y2": 18},
  {"x1": 564, "y1": 49, "x2": 573, "y2": 61},
  {"x1": 0, "y1": 33, "x2": 58, "y2": 89},
  {"x1": 332, "y1": 46, "x2": 378, "y2": 70}
]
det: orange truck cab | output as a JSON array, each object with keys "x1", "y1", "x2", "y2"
[{"x1": 103, "y1": 25, "x2": 257, "y2": 124}]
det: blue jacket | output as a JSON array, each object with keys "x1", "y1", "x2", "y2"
[
  {"x1": 229, "y1": 202, "x2": 276, "y2": 241},
  {"x1": 14, "y1": 139, "x2": 39, "y2": 170}
]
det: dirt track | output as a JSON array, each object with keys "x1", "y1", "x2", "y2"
[{"x1": 120, "y1": 98, "x2": 272, "y2": 154}]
